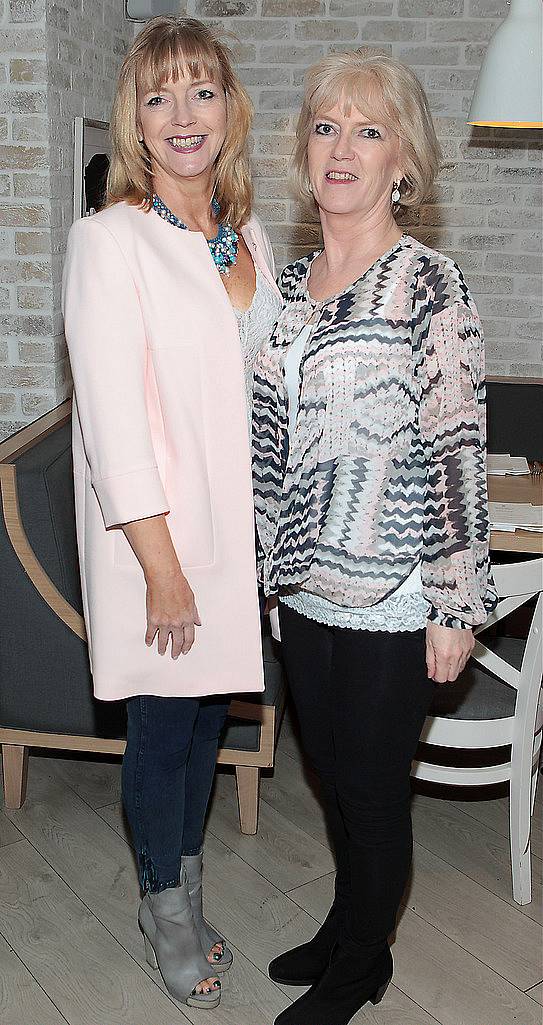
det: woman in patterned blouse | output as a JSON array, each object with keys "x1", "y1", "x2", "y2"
[{"x1": 253, "y1": 50, "x2": 497, "y2": 1025}]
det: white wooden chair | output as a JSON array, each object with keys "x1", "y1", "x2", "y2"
[{"x1": 412, "y1": 559, "x2": 543, "y2": 905}]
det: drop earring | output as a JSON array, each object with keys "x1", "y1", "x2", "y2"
[{"x1": 391, "y1": 180, "x2": 401, "y2": 204}]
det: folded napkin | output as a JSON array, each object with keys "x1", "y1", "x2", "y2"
[
  {"x1": 487, "y1": 454, "x2": 530, "y2": 476},
  {"x1": 489, "y1": 502, "x2": 543, "y2": 532}
]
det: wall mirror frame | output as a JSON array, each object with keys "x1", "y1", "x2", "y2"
[{"x1": 73, "y1": 117, "x2": 111, "y2": 223}]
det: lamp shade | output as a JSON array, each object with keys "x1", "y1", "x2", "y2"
[
  {"x1": 125, "y1": 0, "x2": 179, "y2": 19},
  {"x1": 468, "y1": 0, "x2": 543, "y2": 128}
]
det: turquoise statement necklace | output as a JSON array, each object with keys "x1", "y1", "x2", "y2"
[{"x1": 152, "y1": 194, "x2": 238, "y2": 276}]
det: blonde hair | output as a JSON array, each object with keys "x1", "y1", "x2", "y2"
[
  {"x1": 293, "y1": 49, "x2": 442, "y2": 209},
  {"x1": 107, "y1": 16, "x2": 253, "y2": 229}
]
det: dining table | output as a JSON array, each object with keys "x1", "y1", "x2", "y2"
[{"x1": 488, "y1": 472, "x2": 543, "y2": 555}]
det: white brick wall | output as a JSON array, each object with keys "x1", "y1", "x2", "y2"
[
  {"x1": 0, "y1": 0, "x2": 541, "y2": 440},
  {"x1": 45, "y1": 0, "x2": 134, "y2": 440},
  {"x1": 0, "y1": 0, "x2": 133, "y2": 441},
  {"x1": 0, "y1": 0, "x2": 51, "y2": 437},
  {"x1": 188, "y1": 0, "x2": 542, "y2": 379}
]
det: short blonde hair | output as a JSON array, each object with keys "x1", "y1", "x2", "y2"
[
  {"x1": 107, "y1": 16, "x2": 253, "y2": 229},
  {"x1": 293, "y1": 49, "x2": 442, "y2": 209}
]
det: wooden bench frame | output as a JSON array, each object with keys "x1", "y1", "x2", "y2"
[{"x1": 0, "y1": 401, "x2": 282, "y2": 834}]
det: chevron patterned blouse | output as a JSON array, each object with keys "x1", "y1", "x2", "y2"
[{"x1": 252, "y1": 234, "x2": 497, "y2": 631}]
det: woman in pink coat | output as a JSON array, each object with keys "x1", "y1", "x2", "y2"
[{"x1": 62, "y1": 16, "x2": 281, "y2": 1011}]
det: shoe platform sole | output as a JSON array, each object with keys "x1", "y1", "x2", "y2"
[
  {"x1": 186, "y1": 993, "x2": 221, "y2": 1009},
  {"x1": 142, "y1": 930, "x2": 222, "y2": 1009},
  {"x1": 268, "y1": 973, "x2": 317, "y2": 986},
  {"x1": 211, "y1": 954, "x2": 233, "y2": 973}
]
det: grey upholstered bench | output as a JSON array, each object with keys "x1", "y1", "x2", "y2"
[{"x1": 0, "y1": 402, "x2": 285, "y2": 834}]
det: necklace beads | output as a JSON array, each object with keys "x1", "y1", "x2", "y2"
[{"x1": 152, "y1": 194, "x2": 238, "y2": 276}]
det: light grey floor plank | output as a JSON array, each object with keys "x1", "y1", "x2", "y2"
[
  {"x1": 193, "y1": 830, "x2": 327, "y2": 974},
  {"x1": 452, "y1": 779, "x2": 543, "y2": 862},
  {"x1": 286, "y1": 870, "x2": 335, "y2": 921},
  {"x1": 0, "y1": 808, "x2": 23, "y2": 848},
  {"x1": 393, "y1": 910, "x2": 543, "y2": 1025},
  {"x1": 96, "y1": 800, "x2": 131, "y2": 843},
  {"x1": 0, "y1": 931, "x2": 68, "y2": 1025},
  {"x1": 3, "y1": 760, "x2": 192, "y2": 1013},
  {"x1": 2, "y1": 732, "x2": 540, "y2": 1024},
  {"x1": 206, "y1": 770, "x2": 335, "y2": 891},
  {"x1": 345, "y1": 989, "x2": 442, "y2": 1025},
  {"x1": 44, "y1": 752, "x2": 122, "y2": 809},
  {"x1": 3, "y1": 759, "x2": 143, "y2": 949},
  {"x1": 407, "y1": 840, "x2": 543, "y2": 989},
  {"x1": 288, "y1": 871, "x2": 543, "y2": 1025},
  {"x1": 411, "y1": 792, "x2": 543, "y2": 924},
  {"x1": 2, "y1": 761, "x2": 312, "y2": 1023},
  {"x1": 526, "y1": 980, "x2": 543, "y2": 1004},
  {"x1": 0, "y1": 840, "x2": 190, "y2": 1025},
  {"x1": 260, "y1": 749, "x2": 332, "y2": 848}
]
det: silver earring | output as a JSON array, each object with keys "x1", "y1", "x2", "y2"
[{"x1": 391, "y1": 180, "x2": 401, "y2": 204}]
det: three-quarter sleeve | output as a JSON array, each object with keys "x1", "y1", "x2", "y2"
[
  {"x1": 62, "y1": 216, "x2": 169, "y2": 528},
  {"x1": 419, "y1": 300, "x2": 497, "y2": 629}
]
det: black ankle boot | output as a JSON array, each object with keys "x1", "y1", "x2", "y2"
[
  {"x1": 273, "y1": 943, "x2": 392, "y2": 1025},
  {"x1": 268, "y1": 905, "x2": 341, "y2": 986}
]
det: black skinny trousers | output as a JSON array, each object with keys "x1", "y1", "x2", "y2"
[{"x1": 278, "y1": 603, "x2": 435, "y2": 958}]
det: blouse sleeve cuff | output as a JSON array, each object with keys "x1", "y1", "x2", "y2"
[
  {"x1": 427, "y1": 605, "x2": 474, "y2": 631},
  {"x1": 93, "y1": 466, "x2": 170, "y2": 528}
]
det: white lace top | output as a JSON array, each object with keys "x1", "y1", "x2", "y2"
[
  {"x1": 280, "y1": 322, "x2": 430, "y2": 633},
  {"x1": 233, "y1": 266, "x2": 282, "y2": 422}
]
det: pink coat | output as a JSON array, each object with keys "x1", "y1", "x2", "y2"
[{"x1": 62, "y1": 201, "x2": 280, "y2": 701}]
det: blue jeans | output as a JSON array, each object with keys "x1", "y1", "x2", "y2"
[{"x1": 122, "y1": 694, "x2": 230, "y2": 893}]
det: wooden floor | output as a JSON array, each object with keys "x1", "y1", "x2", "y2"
[{"x1": 0, "y1": 707, "x2": 542, "y2": 1025}]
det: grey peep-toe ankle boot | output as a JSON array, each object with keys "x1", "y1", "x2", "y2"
[
  {"x1": 138, "y1": 868, "x2": 222, "y2": 1009},
  {"x1": 181, "y1": 851, "x2": 233, "y2": 972}
]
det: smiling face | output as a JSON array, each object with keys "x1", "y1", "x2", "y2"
[
  {"x1": 137, "y1": 71, "x2": 227, "y2": 194},
  {"x1": 307, "y1": 96, "x2": 402, "y2": 220}
]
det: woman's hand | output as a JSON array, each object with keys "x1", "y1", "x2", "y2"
[
  {"x1": 145, "y1": 566, "x2": 201, "y2": 658},
  {"x1": 120, "y1": 514, "x2": 201, "y2": 657},
  {"x1": 425, "y1": 622, "x2": 475, "y2": 683}
]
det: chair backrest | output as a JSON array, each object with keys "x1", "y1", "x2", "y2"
[
  {"x1": 486, "y1": 380, "x2": 543, "y2": 461},
  {"x1": 473, "y1": 559, "x2": 543, "y2": 749},
  {"x1": 473, "y1": 559, "x2": 543, "y2": 690},
  {"x1": 488, "y1": 559, "x2": 543, "y2": 602}
]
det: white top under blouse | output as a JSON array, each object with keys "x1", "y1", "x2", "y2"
[{"x1": 234, "y1": 265, "x2": 282, "y2": 422}]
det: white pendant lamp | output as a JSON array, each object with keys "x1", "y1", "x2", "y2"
[
  {"x1": 125, "y1": 0, "x2": 179, "y2": 19},
  {"x1": 468, "y1": 0, "x2": 543, "y2": 128}
]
